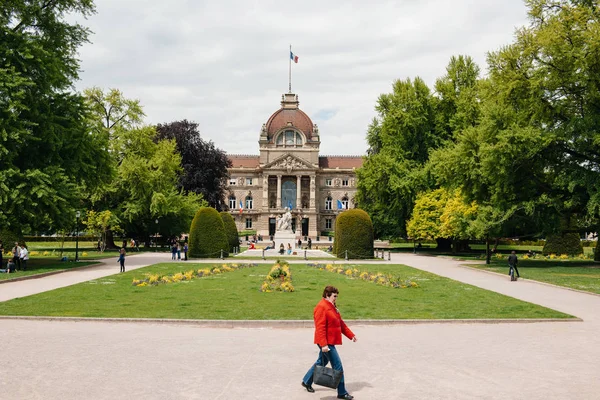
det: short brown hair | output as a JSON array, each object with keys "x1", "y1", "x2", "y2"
[{"x1": 322, "y1": 285, "x2": 339, "y2": 298}]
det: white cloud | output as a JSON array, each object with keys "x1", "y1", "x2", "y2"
[{"x1": 75, "y1": 0, "x2": 529, "y2": 155}]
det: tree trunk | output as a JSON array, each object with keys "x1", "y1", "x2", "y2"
[
  {"x1": 104, "y1": 229, "x2": 118, "y2": 249},
  {"x1": 486, "y1": 237, "x2": 491, "y2": 265},
  {"x1": 436, "y1": 238, "x2": 452, "y2": 251}
]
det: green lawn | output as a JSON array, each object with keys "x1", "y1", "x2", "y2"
[
  {"x1": 0, "y1": 258, "x2": 98, "y2": 281},
  {"x1": 0, "y1": 262, "x2": 571, "y2": 320},
  {"x1": 469, "y1": 260, "x2": 600, "y2": 294}
]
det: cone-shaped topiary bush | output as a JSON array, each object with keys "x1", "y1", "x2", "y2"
[
  {"x1": 594, "y1": 239, "x2": 600, "y2": 262},
  {"x1": 334, "y1": 209, "x2": 374, "y2": 259},
  {"x1": 189, "y1": 207, "x2": 229, "y2": 258},
  {"x1": 220, "y1": 211, "x2": 239, "y2": 252},
  {"x1": 542, "y1": 233, "x2": 583, "y2": 256}
]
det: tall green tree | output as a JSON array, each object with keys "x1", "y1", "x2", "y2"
[
  {"x1": 155, "y1": 120, "x2": 231, "y2": 210},
  {"x1": 432, "y1": 0, "x2": 600, "y2": 238},
  {"x1": 0, "y1": 0, "x2": 111, "y2": 233},
  {"x1": 356, "y1": 77, "x2": 437, "y2": 237}
]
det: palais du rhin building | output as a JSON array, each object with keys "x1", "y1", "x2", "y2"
[{"x1": 225, "y1": 93, "x2": 363, "y2": 238}]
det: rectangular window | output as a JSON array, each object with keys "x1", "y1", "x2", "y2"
[
  {"x1": 342, "y1": 179, "x2": 349, "y2": 187},
  {"x1": 325, "y1": 218, "x2": 332, "y2": 229},
  {"x1": 229, "y1": 178, "x2": 236, "y2": 185},
  {"x1": 325, "y1": 198, "x2": 332, "y2": 210},
  {"x1": 246, "y1": 178, "x2": 253, "y2": 186},
  {"x1": 245, "y1": 218, "x2": 253, "y2": 229},
  {"x1": 246, "y1": 197, "x2": 253, "y2": 209},
  {"x1": 341, "y1": 199, "x2": 349, "y2": 209},
  {"x1": 228, "y1": 197, "x2": 237, "y2": 209},
  {"x1": 326, "y1": 178, "x2": 332, "y2": 186}
]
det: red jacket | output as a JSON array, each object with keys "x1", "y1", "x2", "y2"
[{"x1": 313, "y1": 298, "x2": 355, "y2": 347}]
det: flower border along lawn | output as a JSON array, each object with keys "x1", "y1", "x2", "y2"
[
  {"x1": 0, "y1": 262, "x2": 572, "y2": 320},
  {"x1": 468, "y1": 260, "x2": 600, "y2": 295}
]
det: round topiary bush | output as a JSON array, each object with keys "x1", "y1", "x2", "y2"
[
  {"x1": 189, "y1": 207, "x2": 229, "y2": 258},
  {"x1": 542, "y1": 233, "x2": 583, "y2": 256},
  {"x1": 334, "y1": 209, "x2": 374, "y2": 259},
  {"x1": 220, "y1": 211, "x2": 239, "y2": 252}
]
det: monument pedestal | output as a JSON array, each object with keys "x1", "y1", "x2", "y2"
[{"x1": 274, "y1": 231, "x2": 296, "y2": 254}]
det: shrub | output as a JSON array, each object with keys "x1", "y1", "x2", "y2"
[
  {"x1": 220, "y1": 212, "x2": 239, "y2": 252},
  {"x1": 189, "y1": 207, "x2": 229, "y2": 258},
  {"x1": 595, "y1": 240, "x2": 600, "y2": 262},
  {"x1": 0, "y1": 230, "x2": 24, "y2": 253},
  {"x1": 542, "y1": 233, "x2": 583, "y2": 256},
  {"x1": 334, "y1": 209, "x2": 374, "y2": 259}
]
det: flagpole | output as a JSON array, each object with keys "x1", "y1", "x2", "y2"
[{"x1": 289, "y1": 44, "x2": 292, "y2": 93}]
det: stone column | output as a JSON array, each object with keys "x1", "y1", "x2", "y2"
[
  {"x1": 296, "y1": 175, "x2": 301, "y2": 209},
  {"x1": 277, "y1": 174, "x2": 282, "y2": 209},
  {"x1": 309, "y1": 175, "x2": 316, "y2": 210},
  {"x1": 262, "y1": 175, "x2": 269, "y2": 208}
]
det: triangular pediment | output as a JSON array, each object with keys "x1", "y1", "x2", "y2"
[{"x1": 263, "y1": 153, "x2": 316, "y2": 172}]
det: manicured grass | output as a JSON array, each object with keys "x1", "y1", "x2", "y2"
[
  {"x1": 469, "y1": 260, "x2": 600, "y2": 295},
  {"x1": 0, "y1": 258, "x2": 98, "y2": 281},
  {"x1": 0, "y1": 262, "x2": 571, "y2": 319}
]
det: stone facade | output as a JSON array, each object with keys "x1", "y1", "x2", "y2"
[{"x1": 225, "y1": 93, "x2": 363, "y2": 239}]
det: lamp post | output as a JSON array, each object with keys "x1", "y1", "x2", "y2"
[
  {"x1": 155, "y1": 219, "x2": 159, "y2": 249},
  {"x1": 75, "y1": 211, "x2": 81, "y2": 261}
]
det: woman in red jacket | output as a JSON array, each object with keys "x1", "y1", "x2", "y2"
[{"x1": 301, "y1": 285, "x2": 357, "y2": 399}]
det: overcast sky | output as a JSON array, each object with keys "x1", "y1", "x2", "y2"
[{"x1": 75, "y1": 0, "x2": 530, "y2": 156}]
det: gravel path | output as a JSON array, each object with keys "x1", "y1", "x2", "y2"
[{"x1": 1, "y1": 252, "x2": 599, "y2": 399}]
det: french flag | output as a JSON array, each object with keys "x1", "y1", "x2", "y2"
[
  {"x1": 290, "y1": 51, "x2": 298, "y2": 63},
  {"x1": 239, "y1": 200, "x2": 244, "y2": 214}
]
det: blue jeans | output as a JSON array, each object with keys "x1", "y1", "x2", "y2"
[{"x1": 302, "y1": 345, "x2": 347, "y2": 396}]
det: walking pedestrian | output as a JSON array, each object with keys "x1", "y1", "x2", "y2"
[
  {"x1": 171, "y1": 242, "x2": 177, "y2": 260},
  {"x1": 177, "y1": 243, "x2": 181, "y2": 260},
  {"x1": 508, "y1": 250, "x2": 520, "y2": 280},
  {"x1": 118, "y1": 248, "x2": 126, "y2": 273},
  {"x1": 183, "y1": 242, "x2": 188, "y2": 261},
  {"x1": 308, "y1": 237, "x2": 312, "y2": 250},
  {"x1": 301, "y1": 285, "x2": 357, "y2": 399}
]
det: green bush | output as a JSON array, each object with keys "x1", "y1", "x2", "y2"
[
  {"x1": 334, "y1": 209, "x2": 374, "y2": 259},
  {"x1": 542, "y1": 233, "x2": 583, "y2": 256},
  {"x1": 595, "y1": 240, "x2": 600, "y2": 262},
  {"x1": 0, "y1": 230, "x2": 24, "y2": 253},
  {"x1": 189, "y1": 207, "x2": 229, "y2": 258},
  {"x1": 220, "y1": 212, "x2": 239, "y2": 252}
]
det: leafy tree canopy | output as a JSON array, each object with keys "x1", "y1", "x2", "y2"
[{"x1": 155, "y1": 120, "x2": 231, "y2": 209}]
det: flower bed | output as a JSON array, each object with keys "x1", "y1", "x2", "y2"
[
  {"x1": 260, "y1": 260, "x2": 294, "y2": 292},
  {"x1": 307, "y1": 263, "x2": 419, "y2": 289},
  {"x1": 131, "y1": 263, "x2": 256, "y2": 287},
  {"x1": 493, "y1": 252, "x2": 593, "y2": 261}
]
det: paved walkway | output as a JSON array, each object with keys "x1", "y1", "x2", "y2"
[{"x1": 1, "y1": 253, "x2": 599, "y2": 399}]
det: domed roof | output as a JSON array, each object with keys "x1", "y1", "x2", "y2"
[{"x1": 265, "y1": 93, "x2": 314, "y2": 140}]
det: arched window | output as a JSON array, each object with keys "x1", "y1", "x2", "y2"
[
  {"x1": 325, "y1": 196, "x2": 332, "y2": 210},
  {"x1": 341, "y1": 196, "x2": 349, "y2": 210},
  {"x1": 228, "y1": 196, "x2": 237, "y2": 210},
  {"x1": 245, "y1": 195, "x2": 253, "y2": 209},
  {"x1": 276, "y1": 130, "x2": 303, "y2": 147}
]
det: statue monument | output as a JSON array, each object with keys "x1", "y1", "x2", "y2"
[{"x1": 273, "y1": 207, "x2": 295, "y2": 252}]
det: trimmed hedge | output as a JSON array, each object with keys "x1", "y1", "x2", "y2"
[
  {"x1": 189, "y1": 207, "x2": 229, "y2": 258},
  {"x1": 334, "y1": 209, "x2": 374, "y2": 259},
  {"x1": 595, "y1": 240, "x2": 600, "y2": 262},
  {"x1": 542, "y1": 233, "x2": 583, "y2": 256},
  {"x1": 220, "y1": 212, "x2": 239, "y2": 252}
]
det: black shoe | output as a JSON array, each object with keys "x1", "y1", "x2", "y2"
[
  {"x1": 301, "y1": 382, "x2": 315, "y2": 393},
  {"x1": 337, "y1": 394, "x2": 354, "y2": 399}
]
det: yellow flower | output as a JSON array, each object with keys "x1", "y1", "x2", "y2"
[
  {"x1": 148, "y1": 274, "x2": 160, "y2": 284},
  {"x1": 82, "y1": 252, "x2": 88, "y2": 257},
  {"x1": 559, "y1": 254, "x2": 569, "y2": 259},
  {"x1": 345, "y1": 269, "x2": 353, "y2": 276}
]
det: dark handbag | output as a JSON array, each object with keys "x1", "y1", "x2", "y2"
[{"x1": 313, "y1": 352, "x2": 343, "y2": 389}]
